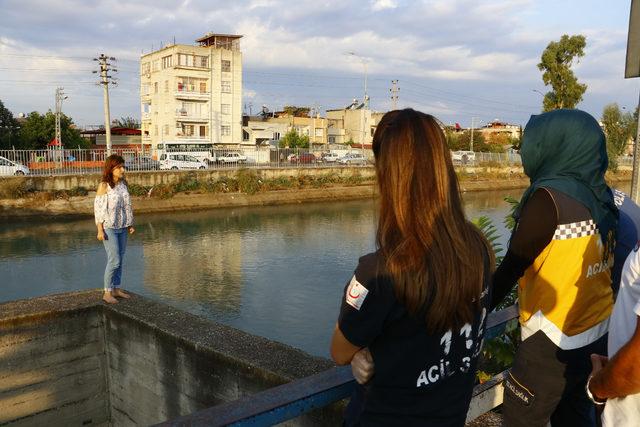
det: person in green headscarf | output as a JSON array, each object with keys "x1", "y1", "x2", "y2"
[{"x1": 492, "y1": 109, "x2": 618, "y2": 427}]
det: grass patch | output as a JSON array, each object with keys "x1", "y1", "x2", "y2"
[{"x1": 0, "y1": 178, "x2": 35, "y2": 199}]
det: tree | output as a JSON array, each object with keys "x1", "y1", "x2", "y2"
[
  {"x1": 113, "y1": 116, "x2": 140, "y2": 129},
  {"x1": 282, "y1": 105, "x2": 310, "y2": 118},
  {"x1": 18, "y1": 110, "x2": 90, "y2": 149},
  {"x1": 601, "y1": 103, "x2": 635, "y2": 171},
  {"x1": 278, "y1": 129, "x2": 310, "y2": 149},
  {"x1": 538, "y1": 34, "x2": 587, "y2": 112},
  {"x1": 0, "y1": 100, "x2": 20, "y2": 149}
]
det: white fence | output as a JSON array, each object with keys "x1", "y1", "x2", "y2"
[
  {"x1": 0, "y1": 147, "x2": 374, "y2": 177},
  {"x1": 1, "y1": 147, "x2": 631, "y2": 178}
]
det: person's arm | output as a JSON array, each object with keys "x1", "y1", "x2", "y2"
[
  {"x1": 491, "y1": 188, "x2": 557, "y2": 310},
  {"x1": 95, "y1": 182, "x2": 108, "y2": 241},
  {"x1": 330, "y1": 324, "x2": 362, "y2": 365},
  {"x1": 590, "y1": 316, "x2": 640, "y2": 400}
]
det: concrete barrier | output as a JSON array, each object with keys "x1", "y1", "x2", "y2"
[
  {"x1": 0, "y1": 291, "x2": 341, "y2": 426},
  {"x1": 0, "y1": 167, "x2": 377, "y2": 192}
]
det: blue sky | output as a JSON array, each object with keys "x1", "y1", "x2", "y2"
[{"x1": 0, "y1": 0, "x2": 637, "y2": 128}]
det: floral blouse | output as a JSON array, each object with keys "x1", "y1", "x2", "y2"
[{"x1": 94, "y1": 181, "x2": 133, "y2": 229}]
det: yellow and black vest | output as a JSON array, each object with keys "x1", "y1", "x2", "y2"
[{"x1": 519, "y1": 190, "x2": 614, "y2": 350}]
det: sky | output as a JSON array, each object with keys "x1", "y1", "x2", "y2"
[{"x1": 0, "y1": 0, "x2": 637, "y2": 128}]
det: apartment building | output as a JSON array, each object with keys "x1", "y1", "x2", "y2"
[
  {"x1": 326, "y1": 100, "x2": 384, "y2": 148},
  {"x1": 140, "y1": 32, "x2": 243, "y2": 149}
]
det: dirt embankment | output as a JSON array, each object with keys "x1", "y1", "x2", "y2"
[{"x1": 0, "y1": 168, "x2": 632, "y2": 219}]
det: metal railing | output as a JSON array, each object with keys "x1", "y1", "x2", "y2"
[{"x1": 156, "y1": 305, "x2": 519, "y2": 426}]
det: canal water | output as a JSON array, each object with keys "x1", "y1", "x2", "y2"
[{"x1": 0, "y1": 190, "x2": 522, "y2": 357}]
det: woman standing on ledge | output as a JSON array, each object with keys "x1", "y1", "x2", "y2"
[
  {"x1": 330, "y1": 109, "x2": 494, "y2": 426},
  {"x1": 94, "y1": 154, "x2": 135, "y2": 304}
]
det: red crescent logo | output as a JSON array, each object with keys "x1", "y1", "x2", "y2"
[{"x1": 348, "y1": 284, "x2": 360, "y2": 299}]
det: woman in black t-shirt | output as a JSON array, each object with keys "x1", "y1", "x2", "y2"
[{"x1": 330, "y1": 109, "x2": 495, "y2": 426}]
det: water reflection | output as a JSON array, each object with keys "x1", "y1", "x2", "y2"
[{"x1": 0, "y1": 192, "x2": 521, "y2": 357}]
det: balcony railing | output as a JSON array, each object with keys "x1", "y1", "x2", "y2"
[
  {"x1": 175, "y1": 90, "x2": 210, "y2": 100},
  {"x1": 157, "y1": 305, "x2": 519, "y2": 426},
  {"x1": 174, "y1": 135, "x2": 209, "y2": 140},
  {"x1": 175, "y1": 110, "x2": 209, "y2": 122}
]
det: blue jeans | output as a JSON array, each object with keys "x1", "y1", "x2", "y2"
[{"x1": 102, "y1": 227, "x2": 128, "y2": 291}]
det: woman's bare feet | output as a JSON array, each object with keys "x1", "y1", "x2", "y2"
[
  {"x1": 103, "y1": 291, "x2": 118, "y2": 304},
  {"x1": 113, "y1": 289, "x2": 131, "y2": 299}
]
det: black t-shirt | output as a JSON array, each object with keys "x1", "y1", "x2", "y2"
[{"x1": 338, "y1": 251, "x2": 491, "y2": 427}]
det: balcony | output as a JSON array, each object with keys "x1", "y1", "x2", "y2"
[
  {"x1": 141, "y1": 112, "x2": 151, "y2": 121},
  {"x1": 175, "y1": 112, "x2": 209, "y2": 123},
  {"x1": 175, "y1": 90, "x2": 210, "y2": 101},
  {"x1": 174, "y1": 134, "x2": 209, "y2": 141}
]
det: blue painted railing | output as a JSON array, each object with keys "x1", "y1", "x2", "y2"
[{"x1": 157, "y1": 305, "x2": 519, "y2": 427}]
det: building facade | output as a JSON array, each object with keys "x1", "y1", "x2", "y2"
[{"x1": 140, "y1": 33, "x2": 243, "y2": 149}]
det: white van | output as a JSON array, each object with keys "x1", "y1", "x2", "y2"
[
  {"x1": 0, "y1": 156, "x2": 30, "y2": 176},
  {"x1": 159, "y1": 154, "x2": 207, "y2": 170}
]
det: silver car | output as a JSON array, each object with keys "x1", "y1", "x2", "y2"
[{"x1": 0, "y1": 156, "x2": 30, "y2": 176}]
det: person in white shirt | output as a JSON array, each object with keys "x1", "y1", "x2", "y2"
[
  {"x1": 589, "y1": 244, "x2": 640, "y2": 426},
  {"x1": 94, "y1": 154, "x2": 135, "y2": 304}
]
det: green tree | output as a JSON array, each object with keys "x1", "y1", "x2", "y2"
[
  {"x1": 538, "y1": 34, "x2": 587, "y2": 112},
  {"x1": 18, "y1": 110, "x2": 89, "y2": 149},
  {"x1": 602, "y1": 103, "x2": 635, "y2": 171},
  {"x1": 0, "y1": 100, "x2": 20, "y2": 149},
  {"x1": 113, "y1": 116, "x2": 140, "y2": 129},
  {"x1": 278, "y1": 129, "x2": 310, "y2": 149}
]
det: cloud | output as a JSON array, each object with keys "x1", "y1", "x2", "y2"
[{"x1": 371, "y1": 0, "x2": 397, "y2": 12}]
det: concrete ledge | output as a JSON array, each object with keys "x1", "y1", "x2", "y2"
[{"x1": 0, "y1": 291, "x2": 340, "y2": 426}]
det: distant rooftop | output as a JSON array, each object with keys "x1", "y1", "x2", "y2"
[{"x1": 196, "y1": 32, "x2": 243, "y2": 49}]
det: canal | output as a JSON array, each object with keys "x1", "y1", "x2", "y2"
[{"x1": 0, "y1": 190, "x2": 522, "y2": 357}]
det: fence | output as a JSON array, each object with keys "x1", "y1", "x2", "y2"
[
  {"x1": 1, "y1": 147, "x2": 633, "y2": 178},
  {"x1": 157, "y1": 304, "x2": 520, "y2": 426},
  {"x1": 0, "y1": 147, "x2": 375, "y2": 177}
]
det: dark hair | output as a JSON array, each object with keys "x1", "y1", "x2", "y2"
[
  {"x1": 373, "y1": 109, "x2": 495, "y2": 333},
  {"x1": 102, "y1": 154, "x2": 125, "y2": 188}
]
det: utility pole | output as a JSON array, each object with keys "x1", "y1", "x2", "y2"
[
  {"x1": 390, "y1": 80, "x2": 399, "y2": 110},
  {"x1": 93, "y1": 54, "x2": 118, "y2": 155},
  {"x1": 470, "y1": 117, "x2": 480, "y2": 152},
  {"x1": 54, "y1": 87, "x2": 67, "y2": 148}
]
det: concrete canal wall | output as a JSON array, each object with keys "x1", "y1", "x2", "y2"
[
  {"x1": 0, "y1": 291, "x2": 340, "y2": 426},
  {"x1": 0, "y1": 166, "x2": 377, "y2": 192}
]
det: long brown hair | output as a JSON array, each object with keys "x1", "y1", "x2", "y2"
[
  {"x1": 373, "y1": 109, "x2": 494, "y2": 333},
  {"x1": 102, "y1": 154, "x2": 125, "y2": 188}
]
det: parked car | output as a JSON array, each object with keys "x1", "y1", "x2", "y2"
[
  {"x1": 0, "y1": 156, "x2": 29, "y2": 176},
  {"x1": 290, "y1": 153, "x2": 317, "y2": 164},
  {"x1": 337, "y1": 153, "x2": 368, "y2": 165},
  {"x1": 159, "y1": 154, "x2": 207, "y2": 170},
  {"x1": 214, "y1": 152, "x2": 248, "y2": 164},
  {"x1": 125, "y1": 156, "x2": 160, "y2": 171},
  {"x1": 451, "y1": 150, "x2": 476, "y2": 164},
  {"x1": 321, "y1": 152, "x2": 340, "y2": 163}
]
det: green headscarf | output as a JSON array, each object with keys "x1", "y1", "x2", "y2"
[{"x1": 517, "y1": 109, "x2": 617, "y2": 243}]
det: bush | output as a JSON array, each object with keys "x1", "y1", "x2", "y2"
[
  {"x1": 0, "y1": 177, "x2": 35, "y2": 199},
  {"x1": 173, "y1": 173, "x2": 201, "y2": 193},
  {"x1": 148, "y1": 184, "x2": 175, "y2": 199},
  {"x1": 128, "y1": 183, "x2": 149, "y2": 197},
  {"x1": 236, "y1": 169, "x2": 262, "y2": 194}
]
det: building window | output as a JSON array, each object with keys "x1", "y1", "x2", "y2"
[
  {"x1": 141, "y1": 62, "x2": 150, "y2": 75},
  {"x1": 152, "y1": 60, "x2": 160, "y2": 72},
  {"x1": 273, "y1": 132, "x2": 281, "y2": 140},
  {"x1": 243, "y1": 130, "x2": 250, "y2": 141},
  {"x1": 328, "y1": 136, "x2": 336, "y2": 144},
  {"x1": 162, "y1": 55, "x2": 172, "y2": 69},
  {"x1": 221, "y1": 104, "x2": 231, "y2": 115},
  {"x1": 221, "y1": 81, "x2": 231, "y2": 93},
  {"x1": 315, "y1": 128, "x2": 323, "y2": 137},
  {"x1": 142, "y1": 103, "x2": 151, "y2": 114},
  {"x1": 164, "y1": 125, "x2": 170, "y2": 135},
  {"x1": 142, "y1": 83, "x2": 150, "y2": 95},
  {"x1": 221, "y1": 124, "x2": 231, "y2": 136},
  {"x1": 178, "y1": 53, "x2": 194, "y2": 67},
  {"x1": 154, "y1": 82, "x2": 158, "y2": 94},
  {"x1": 164, "y1": 80, "x2": 169, "y2": 93},
  {"x1": 221, "y1": 59, "x2": 231, "y2": 72},
  {"x1": 199, "y1": 56, "x2": 209, "y2": 68}
]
